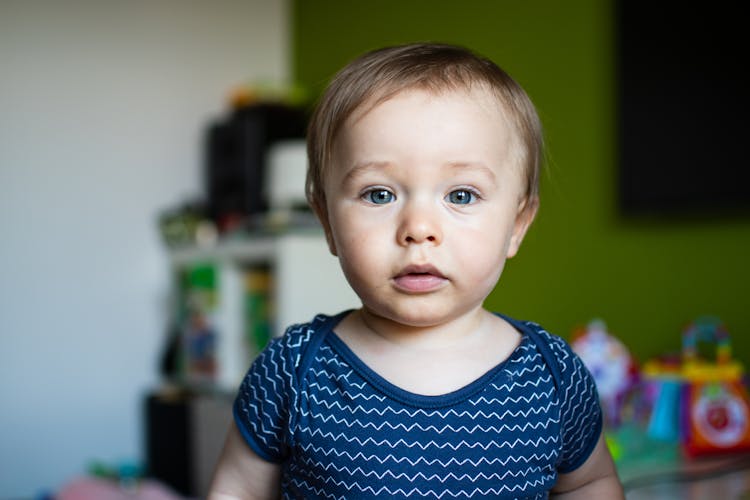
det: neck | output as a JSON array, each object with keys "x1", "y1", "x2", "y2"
[{"x1": 355, "y1": 306, "x2": 490, "y2": 351}]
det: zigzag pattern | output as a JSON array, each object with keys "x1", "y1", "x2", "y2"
[
  {"x1": 234, "y1": 313, "x2": 602, "y2": 498},
  {"x1": 295, "y1": 459, "x2": 551, "y2": 483},
  {"x1": 298, "y1": 442, "x2": 559, "y2": 468},
  {"x1": 286, "y1": 476, "x2": 552, "y2": 500},
  {"x1": 299, "y1": 399, "x2": 558, "y2": 425},
  {"x1": 298, "y1": 411, "x2": 560, "y2": 435}
]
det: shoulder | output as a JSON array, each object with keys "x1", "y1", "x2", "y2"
[
  {"x1": 500, "y1": 315, "x2": 573, "y2": 360},
  {"x1": 233, "y1": 311, "x2": 349, "y2": 459},
  {"x1": 500, "y1": 315, "x2": 604, "y2": 471},
  {"x1": 500, "y1": 315, "x2": 594, "y2": 389},
  {"x1": 521, "y1": 321, "x2": 578, "y2": 368},
  {"x1": 262, "y1": 311, "x2": 348, "y2": 372}
]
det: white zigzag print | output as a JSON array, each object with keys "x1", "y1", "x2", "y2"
[
  {"x1": 297, "y1": 442, "x2": 559, "y2": 468},
  {"x1": 298, "y1": 412, "x2": 560, "y2": 434},
  {"x1": 287, "y1": 474, "x2": 554, "y2": 499},
  {"x1": 299, "y1": 398, "x2": 557, "y2": 422},
  {"x1": 234, "y1": 313, "x2": 603, "y2": 498}
]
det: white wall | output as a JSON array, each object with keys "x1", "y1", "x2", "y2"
[{"x1": 0, "y1": 1, "x2": 289, "y2": 496}]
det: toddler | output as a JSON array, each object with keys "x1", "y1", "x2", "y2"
[{"x1": 209, "y1": 42, "x2": 623, "y2": 499}]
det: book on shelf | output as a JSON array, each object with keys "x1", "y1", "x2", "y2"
[
  {"x1": 244, "y1": 266, "x2": 274, "y2": 355},
  {"x1": 176, "y1": 262, "x2": 274, "y2": 391}
]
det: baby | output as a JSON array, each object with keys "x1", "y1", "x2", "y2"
[{"x1": 209, "y1": 42, "x2": 623, "y2": 499}]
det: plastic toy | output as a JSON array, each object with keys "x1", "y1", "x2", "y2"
[
  {"x1": 55, "y1": 477, "x2": 185, "y2": 500},
  {"x1": 640, "y1": 354, "x2": 684, "y2": 442},
  {"x1": 679, "y1": 317, "x2": 750, "y2": 457},
  {"x1": 641, "y1": 317, "x2": 750, "y2": 457},
  {"x1": 571, "y1": 319, "x2": 639, "y2": 428}
]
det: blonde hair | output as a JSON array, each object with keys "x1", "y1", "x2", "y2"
[{"x1": 306, "y1": 42, "x2": 543, "y2": 212}]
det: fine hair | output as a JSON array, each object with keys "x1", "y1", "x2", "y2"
[{"x1": 306, "y1": 42, "x2": 544, "y2": 212}]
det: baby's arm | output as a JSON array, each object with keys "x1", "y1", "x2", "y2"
[
  {"x1": 208, "y1": 421, "x2": 281, "y2": 500},
  {"x1": 550, "y1": 432, "x2": 623, "y2": 499}
]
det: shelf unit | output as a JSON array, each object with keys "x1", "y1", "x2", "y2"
[{"x1": 167, "y1": 229, "x2": 360, "y2": 391}]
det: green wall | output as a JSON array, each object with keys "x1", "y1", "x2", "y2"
[{"x1": 291, "y1": 0, "x2": 750, "y2": 366}]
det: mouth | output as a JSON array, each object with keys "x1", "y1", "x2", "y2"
[
  {"x1": 392, "y1": 264, "x2": 448, "y2": 293},
  {"x1": 396, "y1": 264, "x2": 445, "y2": 278}
]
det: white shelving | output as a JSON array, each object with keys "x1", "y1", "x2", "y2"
[
  {"x1": 169, "y1": 237, "x2": 276, "y2": 267},
  {"x1": 168, "y1": 229, "x2": 360, "y2": 390}
]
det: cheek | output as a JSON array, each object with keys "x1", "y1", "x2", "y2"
[
  {"x1": 330, "y1": 222, "x2": 388, "y2": 301},
  {"x1": 451, "y1": 224, "x2": 509, "y2": 280},
  {"x1": 329, "y1": 208, "x2": 385, "y2": 265}
]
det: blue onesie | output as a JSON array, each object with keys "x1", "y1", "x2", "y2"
[{"x1": 233, "y1": 311, "x2": 602, "y2": 499}]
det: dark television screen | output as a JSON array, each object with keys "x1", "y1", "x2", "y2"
[{"x1": 616, "y1": 1, "x2": 749, "y2": 216}]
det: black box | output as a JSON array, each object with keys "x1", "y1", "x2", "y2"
[
  {"x1": 205, "y1": 104, "x2": 307, "y2": 228},
  {"x1": 144, "y1": 391, "x2": 233, "y2": 497}
]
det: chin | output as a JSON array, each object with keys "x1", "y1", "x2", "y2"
[{"x1": 366, "y1": 301, "x2": 471, "y2": 329}]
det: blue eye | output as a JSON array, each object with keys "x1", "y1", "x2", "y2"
[
  {"x1": 446, "y1": 189, "x2": 476, "y2": 205},
  {"x1": 365, "y1": 189, "x2": 395, "y2": 204}
]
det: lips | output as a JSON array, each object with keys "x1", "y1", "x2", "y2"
[{"x1": 392, "y1": 264, "x2": 448, "y2": 293}]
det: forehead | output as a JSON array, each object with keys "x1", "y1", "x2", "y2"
[
  {"x1": 348, "y1": 84, "x2": 508, "y2": 129},
  {"x1": 333, "y1": 87, "x2": 520, "y2": 169}
]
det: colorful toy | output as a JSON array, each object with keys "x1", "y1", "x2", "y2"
[
  {"x1": 640, "y1": 354, "x2": 684, "y2": 442},
  {"x1": 571, "y1": 319, "x2": 639, "y2": 428},
  {"x1": 641, "y1": 317, "x2": 750, "y2": 457},
  {"x1": 679, "y1": 317, "x2": 750, "y2": 457},
  {"x1": 56, "y1": 477, "x2": 185, "y2": 500}
]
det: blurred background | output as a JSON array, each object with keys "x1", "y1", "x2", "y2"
[{"x1": 1, "y1": 0, "x2": 748, "y2": 498}]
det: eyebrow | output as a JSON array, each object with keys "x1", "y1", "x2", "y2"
[
  {"x1": 445, "y1": 161, "x2": 498, "y2": 187},
  {"x1": 341, "y1": 161, "x2": 393, "y2": 186},
  {"x1": 340, "y1": 160, "x2": 498, "y2": 187}
]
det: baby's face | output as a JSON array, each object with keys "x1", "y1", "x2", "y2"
[{"x1": 321, "y1": 88, "x2": 535, "y2": 328}]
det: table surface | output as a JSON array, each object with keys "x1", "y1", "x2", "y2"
[
  {"x1": 613, "y1": 426, "x2": 750, "y2": 499},
  {"x1": 626, "y1": 473, "x2": 750, "y2": 500},
  {"x1": 624, "y1": 463, "x2": 750, "y2": 499}
]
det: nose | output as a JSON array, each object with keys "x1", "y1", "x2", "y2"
[{"x1": 396, "y1": 199, "x2": 442, "y2": 246}]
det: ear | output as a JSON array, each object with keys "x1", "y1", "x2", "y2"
[
  {"x1": 311, "y1": 198, "x2": 338, "y2": 256},
  {"x1": 507, "y1": 196, "x2": 539, "y2": 259}
]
